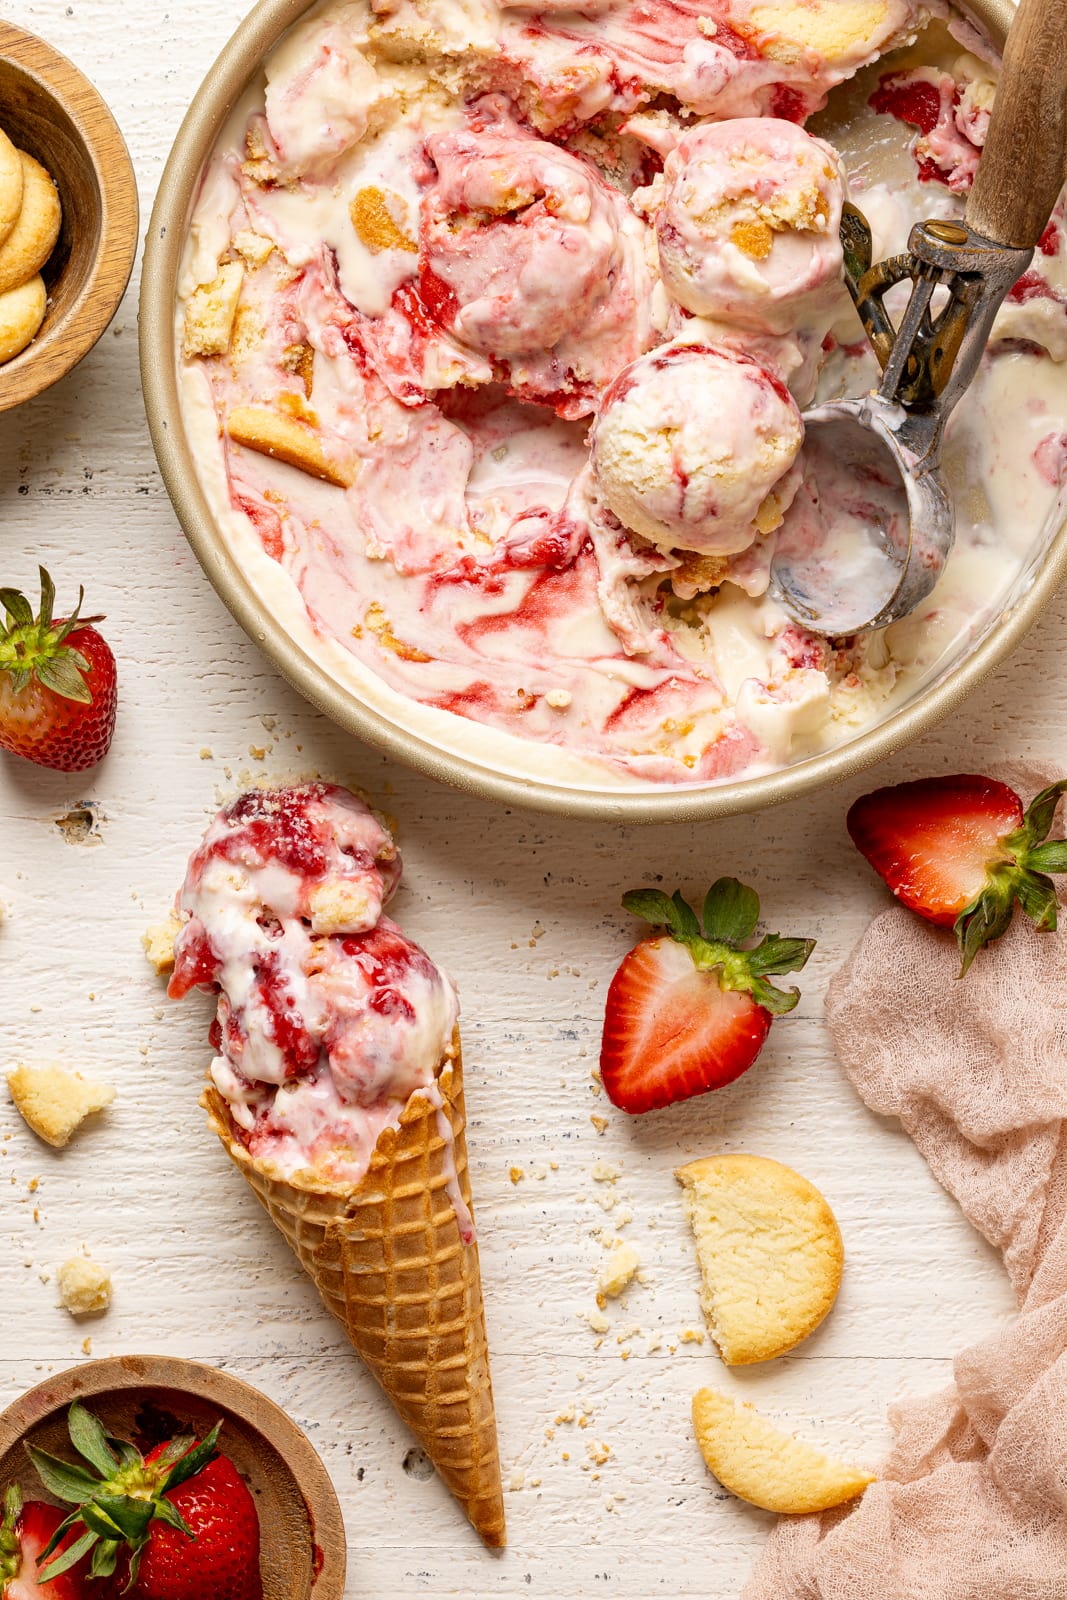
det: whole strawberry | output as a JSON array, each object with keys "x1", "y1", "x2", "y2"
[
  {"x1": 0, "y1": 568, "x2": 116, "y2": 772},
  {"x1": 30, "y1": 1402, "x2": 261, "y2": 1600},
  {"x1": 0, "y1": 1482, "x2": 87, "y2": 1599},
  {"x1": 847, "y1": 773, "x2": 1067, "y2": 974},
  {"x1": 600, "y1": 878, "x2": 815, "y2": 1113}
]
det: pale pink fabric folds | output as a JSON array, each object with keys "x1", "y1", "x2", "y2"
[{"x1": 745, "y1": 764, "x2": 1067, "y2": 1600}]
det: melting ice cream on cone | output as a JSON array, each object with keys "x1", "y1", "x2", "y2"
[{"x1": 168, "y1": 782, "x2": 505, "y2": 1545}]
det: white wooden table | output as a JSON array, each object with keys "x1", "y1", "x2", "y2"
[{"x1": 0, "y1": 4, "x2": 1055, "y2": 1594}]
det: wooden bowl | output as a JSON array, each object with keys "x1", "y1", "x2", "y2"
[
  {"x1": 0, "y1": 20, "x2": 138, "y2": 412},
  {"x1": 0, "y1": 1356, "x2": 346, "y2": 1600}
]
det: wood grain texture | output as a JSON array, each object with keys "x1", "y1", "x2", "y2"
[
  {"x1": 0, "y1": 19, "x2": 138, "y2": 411},
  {"x1": 967, "y1": 0, "x2": 1067, "y2": 246},
  {"x1": 0, "y1": 2, "x2": 1054, "y2": 1597}
]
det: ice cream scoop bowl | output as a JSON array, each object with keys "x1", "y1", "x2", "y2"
[{"x1": 770, "y1": 0, "x2": 1067, "y2": 637}]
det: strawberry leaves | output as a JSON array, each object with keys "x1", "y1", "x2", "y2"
[
  {"x1": 0, "y1": 1483, "x2": 22, "y2": 1586},
  {"x1": 850, "y1": 774, "x2": 1067, "y2": 977},
  {"x1": 0, "y1": 567, "x2": 102, "y2": 705},
  {"x1": 953, "y1": 778, "x2": 1067, "y2": 974},
  {"x1": 29, "y1": 1402, "x2": 223, "y2": 1590},
  {"x1": 623, "y1": 878, "x2": 815, "y2": 1015}
]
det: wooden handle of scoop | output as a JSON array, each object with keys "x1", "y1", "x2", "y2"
[{"x1": 966, "y1": 0, "x2": 1067, "y2": 248}]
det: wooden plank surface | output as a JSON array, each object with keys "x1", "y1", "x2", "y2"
[{"x1": 0, "y1": 3, "x2": 1055, "y2": 1595}]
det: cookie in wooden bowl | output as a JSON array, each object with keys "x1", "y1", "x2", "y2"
[
  {"x1": 0, "y1": 20, "x2": 137, "y2": 411},
  {"x1": 676, "y1": 1153, "x2": 843, "y2": 1364}
]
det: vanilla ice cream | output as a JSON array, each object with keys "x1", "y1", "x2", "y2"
[{"x1": 590, "y1": 342, "x2": 804, "y2": 556}]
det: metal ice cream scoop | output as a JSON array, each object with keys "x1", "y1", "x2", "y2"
[{"x1": 768, "y1": 0, "x2": 1067, "y2": 637}]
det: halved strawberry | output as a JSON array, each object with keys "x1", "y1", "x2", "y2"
[
  {"x1": 600, "y1": 879, "x2": 815, "y2": 1113},
  {"x1": 0, "y1": 1484, "x2": 87, "y2": 1599},
  {"x1": 847, "y1": 773, "x2": 1067, "y2": 975}
]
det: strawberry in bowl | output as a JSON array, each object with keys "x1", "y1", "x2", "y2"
[
  {"x1": 0, "y1": 1485, "x2": 89, "y2": 1599},
  {"x1": 28, "y1": 1402, "x2": 261, "y2": 1600},
  {"x1": 600, "y1": 878, "x2": 815, "y2": 1112},
  {"x1": 847, "y1": 773, "x2": 1067, "y2": 975}
]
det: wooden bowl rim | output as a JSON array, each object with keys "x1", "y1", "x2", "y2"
[
  {"x1": 0, "y1": 1355, "x2": 346, "y2": 1599},
  {"x1": 0, "y1": 18, "x2": 139, "y2": 412}
]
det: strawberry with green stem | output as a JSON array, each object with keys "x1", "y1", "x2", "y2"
[
  {"x1": 847, "y1": 773, "x2": 1067, "y2": 974},
  {"x1": 600, "y1": 877, "x2": 815, "y2": 1113},
  {"x1": 0, "y1": 567, "x2": 117, "y2": 772},
  {"x1": 29, "y1": 1402, "x2": 261, "y2": 1600}
]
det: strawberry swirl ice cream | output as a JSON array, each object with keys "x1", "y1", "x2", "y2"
[
  {"x1": 420, "y1": 100, "x2": 653, "y2": 416},
  {"x1": 169, "y1": 784, "x2": 459, "y2": 1185},
  {"x1": 653, "y1": 120, "x2": 847, "y2": 337},
  {"x1": 176, "y1": 3, "x2": 1067, "y2": 789}
]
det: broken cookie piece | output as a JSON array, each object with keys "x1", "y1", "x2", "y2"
[
  {"x1": 6, "y1": 1063, "x2": 116, "y2": 1148},
  {"x1": 692, "y1": 1388, "x2": 874, "y2": 1513},
  {"x1": 57, "y1": 1253, "x2": 112, "y2": 1316},
  {"x1": 142, "y1": 913, "x2": 182, "y2": 976},
  {"x1": 676, "y1": 1153, "x2": 842, "y2": 1364},
  {"x1": 226, "y1": 403, "x2": 357, "y2": 488},
  {"x1": 183, "y1": 261, "x2": 245, "y2": 357}
]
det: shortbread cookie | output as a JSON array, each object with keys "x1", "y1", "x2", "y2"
[
  {"x1": 6, "y1": 1063, "x2": 116, "y2": 1148},
  {"x1": 0, "y1": 273, "x2": 46, "y2": 363},
  {"x1": 0, "y1": 126, "x2": 24, "y2": 250},
  {"x1": 692, "y1": 1388, "x2": 874, "y2": 1514},
  {"x1": 226, "y1": 403, "x2": 358, "y2": 488},
  {"x1": 0, "y1": 151, "x2": 61, "y2": 295},
  {"x1": 676, "y1": 1154, "x2": 842, "y2": 1364},
  {"x1": 182, "y1": 261, "x2": 245, "y2": 357}
]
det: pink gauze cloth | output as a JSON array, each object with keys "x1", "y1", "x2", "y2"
[{"x1": 745, "y1": 762, "x2": 1067, "y2": 1600}]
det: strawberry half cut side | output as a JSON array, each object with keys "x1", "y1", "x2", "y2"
[
  {"x1": 0, "y1": 1483, "x2": 87, "y2": 1599},
  {"x1": 599, "y1": 878, "x2": 815, "y2": 1114},
  {"x1": 29, "y1": 1402, "x2": 224, "y2": 1591},
  {"x1": 847, "y1": 773, "x2": 1067, "y2": 975}
]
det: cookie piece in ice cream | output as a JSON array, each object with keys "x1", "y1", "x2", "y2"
[
  {"x1": 590, "y1": 342, "x2": 803, "y2": 559},
  {"x1": 692, "y1": 1388, "x2": 874, "y2": 1513},
  {"x1": 6, "y1": 1063, "x2": 116, "y2": 1148},
  {"x1": 226, "y1": 404, "x2": 358, "y2": 488},
  {"x1": 656, "y1": 119, "x2": 846, "y2": 335},
  {"x1": 183, "y1": 261, "x2": 245, "y2": 357},
  {"x1": 676, "y1": 1153, "x2": 842, "y2": 1364}
]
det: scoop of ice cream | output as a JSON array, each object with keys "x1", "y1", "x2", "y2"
[
  {"x1": 656, "y1": 119, "x2": 846, "y2": 335},
  {"x1": 170, "y1": 783, "x2": 402, "y2": 996},
  {"x1": 590, "y1": 342, "x2": 804, "y2": 558},
  {"x1": 420, "y1": 100, "x2": 652, "y2": 414},
  {"x1": 169, "y1": 784, "x2": 458, "y2": 1185}
]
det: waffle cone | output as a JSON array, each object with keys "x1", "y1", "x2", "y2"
[{"x1": 201, "y1": 1035, "x2": 505, "y2": 1545}]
